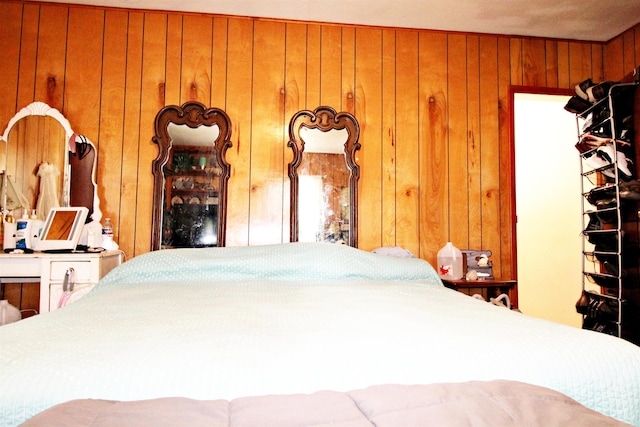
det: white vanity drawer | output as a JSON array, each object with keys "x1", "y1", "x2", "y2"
[
  {"x1": 49, "y1": 283, "x2": 96, "y2": 311},
  {"x1": 50, "y1": 261, "x2": 94, "y2": 282},
  {"x1": 0, "y1": 256, "x2": 42, "y2": 278}
]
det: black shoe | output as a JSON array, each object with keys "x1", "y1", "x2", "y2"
[
  {"x1": 620, "y1": 180, "x2": 640, "y2": 200},
  {"x1": 585, "y1": 185, "x2": 617, "y2": 208},
  {"x1": 585, "y1": 272, "x2": 619, "y2": 289},
  {"x1": 595, "y1": 250, "x2": 618, "y2": 267},
  {"x1": 602, "y1": 260, "x2": 620, "y2": 276},
  {"x1": 586, "y1": 81, "x2": 614, "y2": 103},
  {"x1": 575, "y1": 78, "x2": 593, "y2": 100},
  {"x1": 618, "y1": 128, "x2": 633, "y2": 144},
  {"x1": 593, "y1": 231, "x2": 622, "y2": 252},
  {"x1": 576, "y1": 291, "x2": 590, "y2": 315},
  {"x1": 565, "y1": 95, "x2": 592, "y2": 114},
  {"x1": 585, "y1": 212, "x2": 603, "y2": 232}
]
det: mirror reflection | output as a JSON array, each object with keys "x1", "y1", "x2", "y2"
[
  {"x1": 298, "y1": 128, "x2": 350, "y2": 243},
  {"x1": 1, "y1": 104, "x2": 69, "y2": 219},
  {"x1": 288, "y1": 106, "x2": 361, "y2": 247},
  {"x1": 151, "y1": 102, "x2": 232, "y2": 250},
  {"x1": 165, "y1": 124, "x2": 221, "y2": 247}
]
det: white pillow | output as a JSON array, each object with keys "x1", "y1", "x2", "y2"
[{"x1": 372, "y1": 246, "x2": 416, "y2": 258}]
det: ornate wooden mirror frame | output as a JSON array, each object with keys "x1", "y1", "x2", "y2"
[
  {"x1": 288, "y1": 106, "x2": 361, "y2": 247},
  {"x1": 151, "y1": 102, "x2": 232, "y2": 250}
]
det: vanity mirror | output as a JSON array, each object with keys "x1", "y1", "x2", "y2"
[
  {"x1": 0, "y1": 101, "x2": 101, "y2": 223},
  {"x1": 288, "y1": 106, "x2": 361, "y2": 247},
  {"x1": 151, "y1": 102, "x2": 232, "y2": 250}
]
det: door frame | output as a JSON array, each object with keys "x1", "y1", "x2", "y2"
[{"x1": 508, "y1": 85, "x2": 574, "y2": 307}]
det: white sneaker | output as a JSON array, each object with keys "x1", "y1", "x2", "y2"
[
  {"x1": 595, "y1": 143, "x2": 633, "y2": 180},
  {"x1": 585, "y1": 149, "x2": 613, "y2": 176}
]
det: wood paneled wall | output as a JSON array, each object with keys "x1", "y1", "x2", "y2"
[{"x1": 0, "y1": 1, "x2": 637, "y2": 277}]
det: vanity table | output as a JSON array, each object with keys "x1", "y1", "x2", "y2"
[
  {"x1": 0, "y1": 101, "x2": 118, "y2": 316},
  {"x1": 0, "y1": 250, "x2": 123, "y2": 314}
]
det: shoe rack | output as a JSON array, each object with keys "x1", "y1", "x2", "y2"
[{"x1": 572, "y1": 75, "x2": 640, "y2": 344}]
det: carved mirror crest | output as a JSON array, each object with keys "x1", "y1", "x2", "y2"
[
  {"x1": 151, "y1": 102, "x2": 232, "y2": 250},
  {"x1": 288, "y1": 106, "x2": 361, "y2": 247}
]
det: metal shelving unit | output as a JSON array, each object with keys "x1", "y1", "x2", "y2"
[{"x1": 576, "y1": 81, "x2": 638, "y2": 341}]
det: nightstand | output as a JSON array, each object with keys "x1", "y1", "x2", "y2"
[{"x1": 442, "y1": 278, "x2": 518, "y2": 308}]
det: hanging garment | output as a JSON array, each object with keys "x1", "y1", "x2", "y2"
[
  {"x1": 35, "y1": 163, "x2": 60, "y2": 220},
  {"x1": 68, "y1": 134, "x2": 96, "y2": 222}
]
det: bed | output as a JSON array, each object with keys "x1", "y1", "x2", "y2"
[{"x1": 1, "y1": 242, "x2": 639, "y2": 426}]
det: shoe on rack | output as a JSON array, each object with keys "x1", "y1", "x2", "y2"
[
  {"x1": 564, "y1": 95, "x2": 592, "y2": 114},
  {"x1": 595, "y1": 143, "x2": 634, "y2": 180},
  {"x1": 580, "y1": 132, "x2": 612, "y2": 148},
  {"x1": 595, "y1": 250, "x2": 618, "y2": 267},
  {"x1": 586, "y1": 81, "x2": 614, "y2": 103},
  {"x1": 575, "y1": 142, "x2": 591, "y2": 154},
  {"x1": 619, "y1": 180, "x2": 640, "y2": 200},
  {"x1": 585, "y1": 206, "x2": 617, "y2": 228},
  {"x1": 581, "y1": 113, "x2": 593, "y2": 132},
  {"x1": 575, "y1": 78, "x2": 594, "y2": 100},
  {"x1": 621, "y1": 114, "x2": 633, "y2": 126},
  {"x1": 584, "y1": 148, "x2": 615, "y2": 177},
  {"x1": 582, "y1": 108, "x2": 612, "y2": 134},
  {"x1": 592, "y1": 231, "x2": 623, "y2": 252},
  {"x1": 602, "y1": 260, "x2": 620, "y2": 276},
  {"x1": 589, "y1": 122, "x2": 613, "y2": 139},
  {"x1": 576, "y1": 136, "x2": 603, "y2": 154},
  {"x1": 594, "y1": 299, "x2": 616, "y2": 322},
  {"x1": 585, "y1": 212, "x2": 603, "y2": 232},
  {"x1": 585, "y1": 184, "x2": 617, "y2": 208},
  {"x1": 618, "y1": 128, "x2": 633, "y2": 145},
  {"x1": 575, "y1": 291, "x2": 590, "y2": 315}
]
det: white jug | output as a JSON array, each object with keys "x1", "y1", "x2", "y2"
[
  {"x1": 0, "y1": 300, "x2": 21, "y2": 325},
  {"x1": 437, "y1": 242, "x2": 464, "y2": 280}
]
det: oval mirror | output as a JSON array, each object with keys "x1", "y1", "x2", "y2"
[
  {"x1": 0, "y1": 102, "x2": 101, "y2": 224},
  {"x1": 151, "y1": 102, "x2": 232, "y2": 250},
  {"x1": 288, "y1": 106, "x2": 361, "y2": 247}
]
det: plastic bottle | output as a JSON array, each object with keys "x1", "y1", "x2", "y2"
[
  {"x1": 0, "y1": 300, "x2": 21, "y2": 325},
  {"x1": 14, "y1": 212, "x2": 30, "y2": 249},
  {"x1": 3, "y1": 214, "x2": 16, "y2": 249},
  {"x1": 437, "y1": 241, "x2": 464, "y2": 280},
  {"x1": 29, "y1": 209, "x2": 44, "y2": 248},
  {"x1": 101, "y1": 218, "x2": 114, "y2": 250},
  {"x1": 87, "y1": 228, "x2": 97, "y2": 248}
]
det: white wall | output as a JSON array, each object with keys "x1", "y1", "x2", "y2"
[{"x1": 514, "y1": 93, "x2": 583, "y2": 328}]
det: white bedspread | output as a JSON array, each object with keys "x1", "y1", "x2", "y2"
[{"x1": 1, "y1": 243, "x2": 639, "y2": 426}]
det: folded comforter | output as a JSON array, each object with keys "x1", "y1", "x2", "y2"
[{"x1": 21, "y1": 380, "x2": 630, "y2": 427}]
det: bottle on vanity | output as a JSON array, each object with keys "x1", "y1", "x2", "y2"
[{"x1": 101, "y1": 218, "x2": 115, "y2": 250}]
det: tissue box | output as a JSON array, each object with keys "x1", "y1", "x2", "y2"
[{"x1": 462, "y1": 250, "x2": 493, "y2": 279}]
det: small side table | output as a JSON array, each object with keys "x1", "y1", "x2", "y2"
[{"x1": 442, "y1": 278, "x2": 518, "y2": 308}]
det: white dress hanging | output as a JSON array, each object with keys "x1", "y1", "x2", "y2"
[{"x1": 36, "y1": 162, "x2": 60, "y2": 220}]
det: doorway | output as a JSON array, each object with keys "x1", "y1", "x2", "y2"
[{"x1": 513, "y1": 90, "x2": 583, "y2": 327}]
